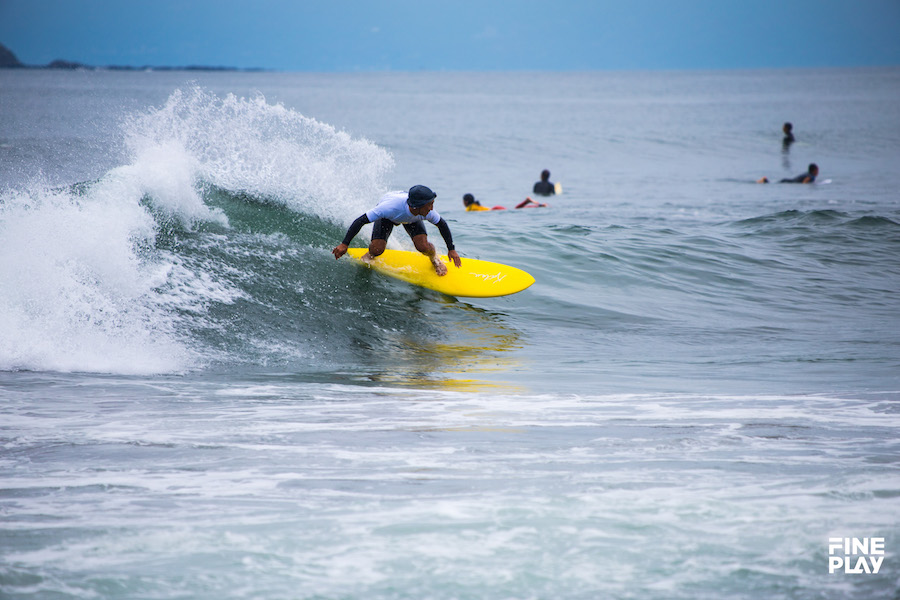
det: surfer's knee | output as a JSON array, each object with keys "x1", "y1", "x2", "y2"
[
  {"x1": 412, "y1": 236, "x2": 433, "y2": 255},
  {"x1": 368, "y1": 240, "x2": 386, "y2": 257}
]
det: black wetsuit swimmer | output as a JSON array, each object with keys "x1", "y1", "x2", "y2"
[
  {"x1": 782, "y1": 122, "x2": 795, "y2": 151},
  {"x1": 533, "y1": 180, "x2": 554, "y2": 195},
  {"x1": 533, "y1": 169, "x2": 556, "y2": 196}
]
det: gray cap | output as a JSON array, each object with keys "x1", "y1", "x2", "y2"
[{"x1": 407, "y1": 185, "x2": 437, "y2": 208}]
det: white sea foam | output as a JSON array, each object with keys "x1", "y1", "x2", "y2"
[
  {"x1": 0, "y1": 181, "x2": 191, "y2": 374},
  {"x1": 123, "y1": 86, "x2": 393, "y2": 224},
  {"x1": 3, "y1": 384, "x2": 898, "y2": 599},
  {"x1": 103, "y1": 140, "x2": 228, "y2": 229}
]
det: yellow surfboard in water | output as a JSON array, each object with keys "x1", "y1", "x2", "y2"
[{"x1": 346, "y1": 248, "x2": 534, "y2": 298}]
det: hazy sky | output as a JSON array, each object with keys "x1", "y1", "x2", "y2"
[{"x1": 2, "y1": 0, "x2": 899, "y2": 71}]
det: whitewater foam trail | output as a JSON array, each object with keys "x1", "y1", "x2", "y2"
[{"x1": 0, "y1": 181, "x2": 194, "y2": 374}]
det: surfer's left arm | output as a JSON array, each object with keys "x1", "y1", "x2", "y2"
[{"x1": 435, "y1": 218, "x2": 462, "y2": 268}]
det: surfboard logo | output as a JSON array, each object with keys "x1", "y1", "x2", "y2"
[{"x1": 474, "y1": 272, "x2": 506, "y2": 284}]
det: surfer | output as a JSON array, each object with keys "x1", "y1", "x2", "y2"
[
  {"x1": 781, "y1": 121, "x2": 794, "y2": 170},
  {"x1": 463, "y1": 193, "x2": 505, "y2": 211},
  {"x1": 757, "y1": 163, "x2": 819, "y2": 184},
  {"x1": 782, "y1": 122, "x2": 795, "y2": 152},
  {"x1": 463, "y1": 193, "x2": 547, "y2": 211},
  {"x1": 332, "y1": 185, "x2": 461, "y2": 276},
  {"x1": 533, "y1": 169, "x2": 556, "y2": 196}
]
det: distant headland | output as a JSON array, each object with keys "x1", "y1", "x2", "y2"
[{"x1": 0, "y1": 42, "x2": 262, "y2": 72}]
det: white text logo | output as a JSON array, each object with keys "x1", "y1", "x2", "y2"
[
  {"x1": 828, "y1": 537, "x2": 884, "y2": 574},
  {"x1": 474, "y1": 272, "x2": 506, "y2": 285}
]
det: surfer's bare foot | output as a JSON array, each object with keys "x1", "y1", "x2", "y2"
[
  {"x1": 361, "y1": 252, "x2": 375, "y2": 264},
  {"x1": 431, "y1": 256, "x2": 448, "y2": 276}
]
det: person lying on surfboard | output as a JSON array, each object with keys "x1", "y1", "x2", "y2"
[
  {"x1": 463, "y1": 193, "x2": 505, "y2": 211},
  {"x1": 757, "y1": 163, "x2": 818, "y2": 184},
  {"x1": 332, "y1": 185, "x2": 462, "y2": 276},
  {"x1": 462, "y1": 193, "x2": 547, "y2": 211}
]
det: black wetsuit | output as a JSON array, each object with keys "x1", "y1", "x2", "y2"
[
  {"x1": 533, "y1": 180, "x2": 555, "y2": 196},
  {"x1": 340, "y1": 214, "x2": 455, "y2": 250},
  {"x1": 780, "y1": 171, "x2": 815, "y2": 184},
  {"x1": 782, "y1": 133, "x2": 795, "y2": 152}
]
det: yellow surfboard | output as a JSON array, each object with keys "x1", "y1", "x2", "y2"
[{"x1": 345, "y1": 248, "x2": 534, "y2": 298}]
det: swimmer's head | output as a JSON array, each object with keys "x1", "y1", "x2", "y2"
[
  {"x1": 541, "y1": 169, "x2": 550, "y2": 181},
  {"x1": 463, "y1": 193, "x2": 475, "y2": 206}
]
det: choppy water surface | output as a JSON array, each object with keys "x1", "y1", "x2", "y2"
[{"x1": 1, "y1": 68, "x2": 899, "y2": 598}]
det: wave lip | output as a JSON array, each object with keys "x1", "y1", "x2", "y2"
[{"x1": 124, "y1": 86, "x2": 394, "y2": 225}]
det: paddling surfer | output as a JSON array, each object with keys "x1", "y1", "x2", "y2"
[
  {"x1": 331, "y1": 185, "x2": 461, "y2": 276},
  {"x1": 463, "y1": 193, "x2": 546, "y2": 211},
  {"x1": 757, "y1": 163, "x2": 819, "y2": 184},
  {"x1": 463, "y1": 193, "x2": 504, "y2": 211}
]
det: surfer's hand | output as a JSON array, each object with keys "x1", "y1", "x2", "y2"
[
  {"x1": 448, "y1": 250, "x2": 461, "y2": 268},
  {"x1": 332, "y1": 244, "x2": 348, "y2": 259}
]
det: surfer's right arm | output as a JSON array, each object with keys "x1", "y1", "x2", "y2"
[{"x1": 332, "y1": 214, "x2": 371, "y2": 259}]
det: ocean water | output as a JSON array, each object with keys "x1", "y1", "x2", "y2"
[{"x1": 1, "y1": 68, "x2": 899, "y2": 599}]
